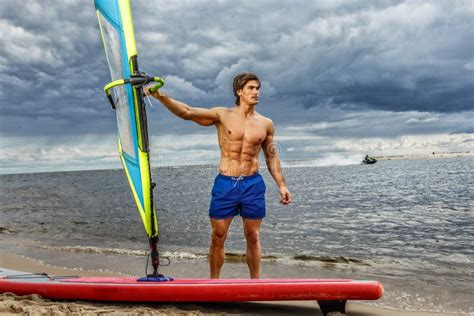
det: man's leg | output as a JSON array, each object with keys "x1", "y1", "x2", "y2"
[
  {"x1": 243, "y1": 218, "x2": 263, "y2": 279},
  {"x1": 209, "y1": 217, "x2": 233, "y2": 279}
]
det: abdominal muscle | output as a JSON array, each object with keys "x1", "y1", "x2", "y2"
[
  {"x1": 217, "y1": 133, "x2": 262, "y2": 176},
  {"x1": 219, "y1": 155, "x2": 260, "y2": 176}
]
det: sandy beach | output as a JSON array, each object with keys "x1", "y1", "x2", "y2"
[{"x1": 0, "y1": 253, "x2": 456, "y2": 316}]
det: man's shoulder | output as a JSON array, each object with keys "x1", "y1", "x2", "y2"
[
  {"x1": 210, "y1": 106, "x2": 228, "y2": 112},
  {"x1": 210, "y1": 106, "x2": 232, "y2": 114},
  {"x1": 255, "y1": 112, "x2": 273, "y2": 126},
  {"x1": 208, "y1": 107, "x2": 231, "y2": 122}
]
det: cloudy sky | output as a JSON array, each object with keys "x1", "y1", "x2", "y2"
[{"x1": 0, "y1": 0, "x2": 473, "y2": 174}]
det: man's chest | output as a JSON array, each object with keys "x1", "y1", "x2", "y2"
[{"x1": 220, "y1": 116, "x2": 267, "y2": 145}]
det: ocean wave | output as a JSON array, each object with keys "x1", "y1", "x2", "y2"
[
  {"x1": 163, "y1": 251, "x2": 207, "y2": 260},
  {"x1": 281, "y1": 154, "x2": 363, "y2": 168},
  {"x1": 38, "y1": 245, "x2": 147, "y2": 256},
  {"x1": 33, "y1": 245, "x2": 365, "y2": 266},
  {"x1": 36, "y1": 245, "x2": 207, "y2": 260}
]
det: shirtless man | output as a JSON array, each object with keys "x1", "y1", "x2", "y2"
[{"x1": 146, "y1": 72, "x2": 292, "y2": 279}]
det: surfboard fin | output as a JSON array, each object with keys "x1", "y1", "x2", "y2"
[{"x1": 318, "y1": 300, "x2": 346, "y2": 316}]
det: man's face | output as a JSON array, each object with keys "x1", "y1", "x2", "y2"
[{"x1": 238, "y1": 80, "x2": 260, "y2": 106}]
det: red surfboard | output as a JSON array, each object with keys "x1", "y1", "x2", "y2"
[{"x1": 0, "y1": 269, "x2": 383, "y2": 315}]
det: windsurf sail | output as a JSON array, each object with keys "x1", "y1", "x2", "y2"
[{"x1": 94, "y1": 0, "x2": 164, "y2": 275}]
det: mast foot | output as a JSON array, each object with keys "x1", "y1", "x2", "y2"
[{"x1": 137, "y1": 274, "x2": 174, "y2": 282}]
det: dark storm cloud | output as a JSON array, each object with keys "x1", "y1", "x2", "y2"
[
  {"x1": 0, "y1": 0, "x2": 113, "y2": 136},
  {"x1": 0, "y1": 0, "x2": 473, "y2": 141},
  {"x1": 132, "y1": 0, "x2": 474, "y2": 114}
]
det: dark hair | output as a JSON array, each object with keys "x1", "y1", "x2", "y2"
[{"x1": 233, "y1": 72, "x2": 260, "y2": 105}]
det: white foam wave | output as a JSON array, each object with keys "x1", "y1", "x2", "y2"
[
  {"x1": 37, "y1": 245, "x2": 208, "y2": 260},
  {"x1": 38, "y1": 245, "x2": 147, "y2": 256},
  {"x1": 161, "y1": 251, "x2": 207, "y2": 260},
  {"x1": 282, "y1": 153, "x2": 364, "y2": 168}
]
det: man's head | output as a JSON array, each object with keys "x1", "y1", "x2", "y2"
[{"x1": 233, "y1": 72, "x2": 261, "y2": 106}]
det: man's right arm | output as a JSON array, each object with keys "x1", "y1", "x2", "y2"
[{"x1": 146, "y1": 88, "x2": 221, "y2": 126}]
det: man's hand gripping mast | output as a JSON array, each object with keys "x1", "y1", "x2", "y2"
[{"x1": 104, "y1": 72, "x2": 163, "y2": 109}]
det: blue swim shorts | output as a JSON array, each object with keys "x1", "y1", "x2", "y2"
[{"x1": 209, "y1": 173, "x2": 266, "y2": 219}]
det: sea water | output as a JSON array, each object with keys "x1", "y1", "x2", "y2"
[{"x1": 0, "y1": 157, "x2": 472, "y2": 314}]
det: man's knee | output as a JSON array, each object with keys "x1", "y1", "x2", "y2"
[
  {"x1": 244, "y1": 230, "x2": 260, "y2": 245},
  {"x1": 211, "y1": 229, "x2": 227, "y2": 247}
]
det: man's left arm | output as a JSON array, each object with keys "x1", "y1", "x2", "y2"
[{"x1": 262, "y1": 120, "x2": 292, "y2": 205}]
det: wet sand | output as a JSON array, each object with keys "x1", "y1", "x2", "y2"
[{"x1": 0, "y1": 253, "x2": 456, "y2": 315}]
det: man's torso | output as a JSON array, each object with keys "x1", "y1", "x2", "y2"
[{"x1": 215, "y1": 107, "x2": 269, "y2": 176}]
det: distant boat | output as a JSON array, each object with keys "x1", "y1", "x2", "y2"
[{"x1": 363, "y1": 155, "x2": 377, "y2": 164}]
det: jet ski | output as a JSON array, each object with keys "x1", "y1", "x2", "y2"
[{"x1": 362, "y1": 155, "x2": 377, "y2": 164}]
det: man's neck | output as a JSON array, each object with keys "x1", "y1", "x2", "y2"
[{"x1": 236, "y1": 102, "x2": 256, "y2": 118}]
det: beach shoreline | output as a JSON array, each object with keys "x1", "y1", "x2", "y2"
[{"x1": 0, "y1": 253, "x2": 456, "y2": 315}]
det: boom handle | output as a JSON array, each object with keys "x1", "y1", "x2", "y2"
[
  {"x1": 103, "y1": 75, "x2": 165, "y2": 109},
  {"x1": 103, "y1": 79, "x2": 126, "y2": 109},
  {"x1": 149, "y1": 77, "x2": 164, "y2": 93}
]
